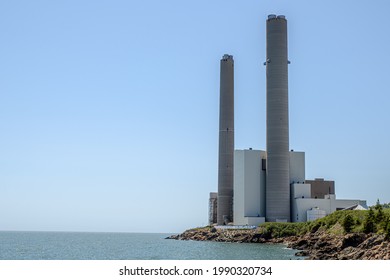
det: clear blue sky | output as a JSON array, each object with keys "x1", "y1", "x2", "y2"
[{"x1": 1, "y1": 0, "x2": 389, "y2": 233}]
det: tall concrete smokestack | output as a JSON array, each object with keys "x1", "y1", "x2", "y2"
[
  {"x1": 217, "y1": 54, "x2": 234, "y2": 225},
  {"x1": 265, "y1": 15, "x2": 290, "y2": 222}
]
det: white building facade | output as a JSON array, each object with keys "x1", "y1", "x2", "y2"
[
  {"x1": 233, "y1": 149, "x2": 266, "y2": 226},
  {"x1": 291, "y1": 190, "x2": 367, "y2": 222},
  {"x1": 232, "y1": 149, "x2": 367, "y2": 226}
]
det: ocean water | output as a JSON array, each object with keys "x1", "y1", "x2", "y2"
[{"x1": 0, "y1": 231, "x2": 301, "y2": 260}]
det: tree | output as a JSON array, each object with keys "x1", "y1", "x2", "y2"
[
  {"x1": 375, "y1": 203, "x2": 385, "y2": 224},
  {"x1": 363, "y1": 208, "x2": 376, "y2": 234},
  {"x1": 374, "y1": 199, "x2": 382, "y2": 211},
  {"x1": 385, "y1": 218, "x2": 390, "y2": 241},
  {"x1": 374, "y1": 199, "x2": 390, "y2": 209},
  {"x1": 342, "y1": 214, "x2": 354, "y2": 233}
]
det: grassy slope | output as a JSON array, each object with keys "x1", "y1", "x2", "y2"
[{"x1": 256, "y1": 208, "x2": 390, "y2": 238}]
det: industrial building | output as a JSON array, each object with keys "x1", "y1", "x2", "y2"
[
  {"x1": 210, "y1": 15, "x2": 367, "y2": 226},
  {"x1": 231, "y1": 149, "x2": 367, "y2": 225}
]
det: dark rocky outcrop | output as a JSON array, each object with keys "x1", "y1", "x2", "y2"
[
  {"x1": 167, "y1": 227, "x2": 390, "y2": 260},
  {"x1": 167, "y1": 227, "x2": 269, "y2": 243},
  {"x1": 284, "y1": 232, "x2": 390, "y2": 260}
]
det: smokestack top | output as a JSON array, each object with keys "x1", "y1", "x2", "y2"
[
  {"x1": 267, "y1": 14, "x2": 286, "y2": 21},
  {"x1": 222, "y1": 54, "x2": 233, "y2": 61}
]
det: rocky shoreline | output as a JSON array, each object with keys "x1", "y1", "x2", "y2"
[{"x1": 167, "y1": 227, "x2": 390, "y2": 260}]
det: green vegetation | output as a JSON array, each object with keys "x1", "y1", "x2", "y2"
[
  {"x1": 342, "y1": 214, "x2": 354, "y2": 233},
  {"x1": 381, "y1": 203, "x2": 390, "y2": 209},
  {"x1": 257, "y1": 222, "x2": 309, "y2": 239},
  {"x1": 256, "y1": 207, "x2": 390, "y2": 239},
  {"x1": 385, "y1": 218, "x2": 390, "y2": 240},
  {"x1": 375, "y1": 199, "x2": 390, "y2": 209},
  {"x1": 363, "y1": 208, "x2": 376, "y2": 233}
]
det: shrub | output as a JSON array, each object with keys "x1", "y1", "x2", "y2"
[
  {"x1": 375, "y1": 204, "x2": 385, "y2": 224},
  {"x1": 342, "y1": 214, "x2": 354, "y2": 233},
  {"x1": 363, "y1": 208, "x2": 376, "y2": 233},
  {"x1": 385, "y1": 218, "x2": 390, "y2": 241}
]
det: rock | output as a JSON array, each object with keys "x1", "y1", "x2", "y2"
[
  {"x1": 341, "y1": 233, "x2": 366, "y2": 248},
  {"x1": 313, "y1": 240, "x2": 330, "y2": 249},
  {"x1": 296, "y1": 239, "x2": 308, "y2": 247},
  {"x1": 167, "y1": 227, "x2": 390, "y2": 260},
  {"x1": 295, "y1": 250, "x2": 309, "y2": 257}
]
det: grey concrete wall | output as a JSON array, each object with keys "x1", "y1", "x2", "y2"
[
  {"x1": 265, "y1": 15, "x2": 290, "y2": 222},
  {"x1": 209, "y1": 192, "x2": 218, "y2": 225},
  {"x1": 289, "y1": 151, "x2": 305, "y2": 184},
  {"x1": 233, "y1": 150, "x2": 245, "y2": 225},
  {"x1": 217, "y1": 54, "x2": 234, "y2": 225}
]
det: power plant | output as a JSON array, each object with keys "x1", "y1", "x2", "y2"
[{"x1": 210, "y1": 15, "x2": 367, "y2": 226}]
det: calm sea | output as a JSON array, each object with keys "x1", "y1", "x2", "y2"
[{"x1": 0, "y1": 231, "x2": 301, "y2": 260}]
